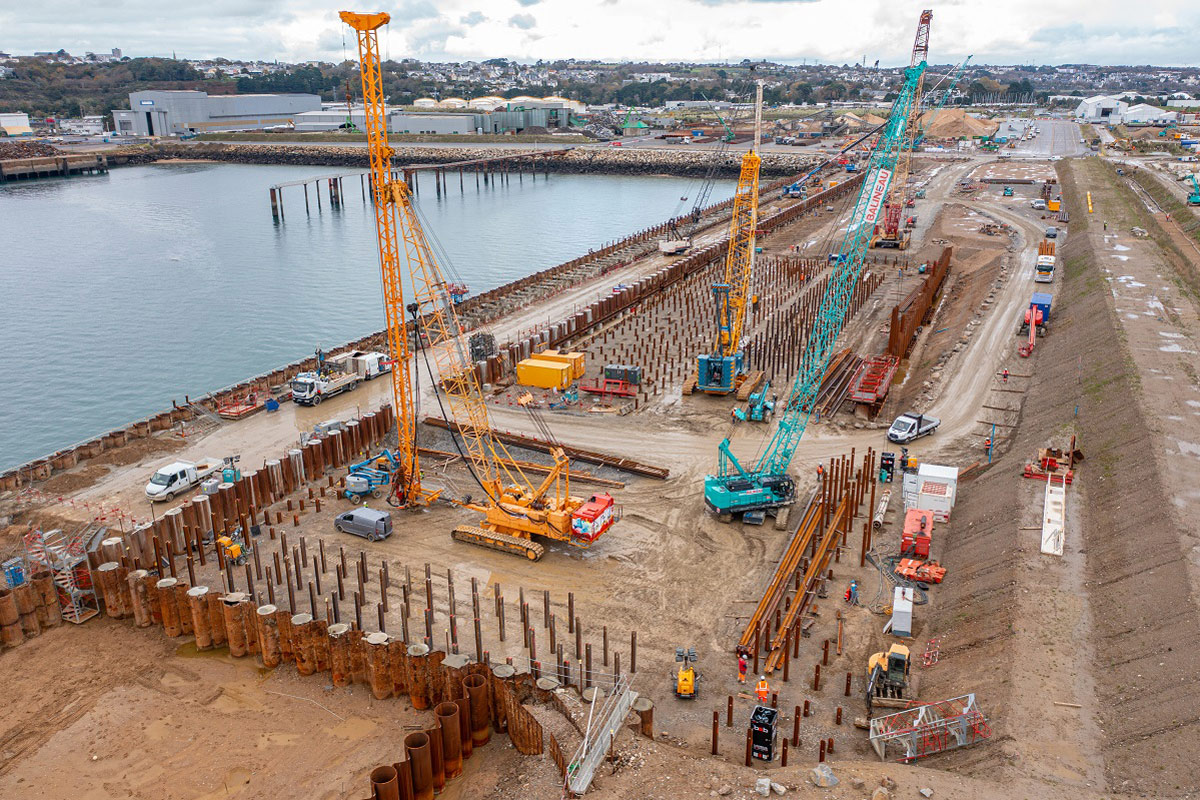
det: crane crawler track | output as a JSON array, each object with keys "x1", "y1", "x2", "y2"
[{"x1": 452, "y1": 525, "x2": 546, "y2": 561}]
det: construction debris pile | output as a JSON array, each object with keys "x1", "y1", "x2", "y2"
[{"x1": 0, "y1": 141, "x2": 58, "y2": 160}]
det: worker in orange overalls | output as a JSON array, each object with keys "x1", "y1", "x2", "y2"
[{"x1": 755, "y1": 676, "x2": 770, "y2": 703}]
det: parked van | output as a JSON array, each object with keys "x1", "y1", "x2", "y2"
[
  {"x1": 334, "y1": 508, "x2": 393, "y2": 542},
  {"x1": 1045, "y1": 226, "x2": 1058, "y2": 239},
  {"x1": 1031, "y1": 199, "x2": 1047, "y2": 210}
]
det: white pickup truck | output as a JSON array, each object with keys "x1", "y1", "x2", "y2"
[
  {"x1": 145, "y1": 458, "x2": 223, "y2": 501},
  {"x1": 886, "y1": 413, "x2": 941, "y2": 444}
]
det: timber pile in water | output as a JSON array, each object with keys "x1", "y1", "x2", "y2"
[{"x1": 154, "y1": 142, "x2": 819, "y2": 178}]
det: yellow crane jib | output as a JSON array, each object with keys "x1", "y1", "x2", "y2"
[{"x1": 697, "y1": 81, "x2": 763, "y2": 395}]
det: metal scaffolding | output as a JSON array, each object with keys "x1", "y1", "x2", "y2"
[
  {"x1": 23, "y1": 526, "x2": 101, "y2": 624},
  {"x1": 567, "y1": 673, "x2": 635, "y2": 794},
  {"x1": 869, "y1": 693, "x2": 991, "y2": 762}
]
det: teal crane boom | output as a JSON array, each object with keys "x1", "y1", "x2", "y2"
[
  {"x1": 1187, "y1": 174, "x2": 1200, "y2": 206},
  {"x1": 703, "y1": 58, "x2": 927, "y2": 518}
]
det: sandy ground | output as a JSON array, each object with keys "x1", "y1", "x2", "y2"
[{"x1": 8, "y1": 143, "x2": 1187, "y2": 799}]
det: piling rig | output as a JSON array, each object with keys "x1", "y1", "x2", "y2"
[{"x1": 343, "y1": 11, "x2": 619, "y2": 560}]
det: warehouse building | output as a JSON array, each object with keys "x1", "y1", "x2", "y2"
[
  {"x1": 294, "y1": 109, "x2": 478, "y2": 134},
  {"x1": 111, "y1": 90, "x2": 321, "y2": 136},
  {"x1": 0, "y1": 111, "x2": 32, "y2": 136},
  {"x1": 293, "y1": 108, "x2": 568, "y2": 134},
  {"x1": 1074, "y1": 95, "x2": 1127, "y2": 123},
  {"x1": 1121, "y1": 103, "x2": 1178, "y2": 125}
]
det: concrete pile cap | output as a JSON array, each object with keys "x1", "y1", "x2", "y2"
[
  {"x1": 256, "y1": 603, "x2": 276, "y2": 616},
  {"x1": 328, "y1": 622, "x2": 350, "y2": 637},
  {"x1": 407, "y1": 642, "x2": 430, "y2": 657},
  {"x1": 492, "y1": 664, "x2": 515, "y2": 679},
  {"x1": 98, "y1": 562, "x2": 119, "y2": 572},
  {"x1": 187, "y1": 586, "x2": 210, "y2": 598},
  {"x1": 582, "y1": 687, "x2": 607, "y2": 703},
  {"x1": 365, "y1": 631, "x2": 389, "y2": 646},
  {"x1": 130, "y1": 569, "x2": 149, "y2": 580},
  {"x1": 291, "y1": 612, "x2": 313, "y2": 625},
  {"x1": 442, "y1": 654, "x2": 470, "y2": 669},
  {"x1": 156, "y1": 577, "x2": 177, "y2": 589},
  {"x1": 224, "y1": 592, "x2": 248, "y2": 604},
  {"x1": 536, "y1": 677, "x2": 560, "y2": 691},
  {"x1": 631, "y1": 696, "x2": 652, "y2": 711}
]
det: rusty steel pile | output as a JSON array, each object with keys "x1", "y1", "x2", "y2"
[
  {"x1": 740, "y1": 448, "x2": 882, "y2": 676},
  {"x1": 0, "y1": 571, "x2": 61, "y2": 650}
]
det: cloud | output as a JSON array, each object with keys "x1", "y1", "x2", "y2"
[
  {"x1": 407, "y1": 18, "x2": 467, "y2": 56},
  {"x1": 392, "y1": 0, "x2": 439, "y2": 21},
  {"x1": 459, "y1": 11, "x2": 486, "y2": 26},
  {"x1": 508, "y1": 13, "x2": 537, "y2": 30}
]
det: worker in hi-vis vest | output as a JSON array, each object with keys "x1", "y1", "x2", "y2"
[{"x1": 755, "y1": 676, "x2": 770, "y2": 702}]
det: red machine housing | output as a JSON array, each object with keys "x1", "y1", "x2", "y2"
[
  {"x1": 571, "y1": 494, "x2": 619, "y2": 544},
  {"x1": 901, "y1": 509, "x2": 934, "y2": 559}
]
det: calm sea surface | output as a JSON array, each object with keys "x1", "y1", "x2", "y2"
[{"x1": 0, "y1": 161, "x2": 732, "y2": 471}]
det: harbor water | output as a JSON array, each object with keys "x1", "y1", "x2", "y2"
[{"x1": 0, "y1": 161, "x2": 733, "y2": 472}]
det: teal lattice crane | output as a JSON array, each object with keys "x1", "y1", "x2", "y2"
[{"x1": 703, "y1": 35, "x2": 928, "y2": 520}]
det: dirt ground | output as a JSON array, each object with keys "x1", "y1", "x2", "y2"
[{"x1": 8, "y1": 133, "x2": 1198, "y2": 798}]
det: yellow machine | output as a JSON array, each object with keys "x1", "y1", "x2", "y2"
[
  {"x1": 674, "y1": 646, "x2": 698, "y2": 699},
  {"x1": 217, "y1": 534, "x2": 246, "y2": 566},
  {"x1": 342, "y1": 12, "x2": 619, "y2": 562},
  {"x1": 866, "y1": 643, "x2": 910, "y2": 711}
]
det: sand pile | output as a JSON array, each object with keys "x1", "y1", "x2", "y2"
[{"x1": 920, "y1": 108, "x2": 1000, "y2": 138}]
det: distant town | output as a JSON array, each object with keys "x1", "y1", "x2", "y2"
[{"x1": 0, "y1": 47, "x2": 1198, "y2": 142}]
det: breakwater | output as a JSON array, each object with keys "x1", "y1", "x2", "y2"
[{"x1": 156, "y1": 141, "x2": 819, "y2": 178}]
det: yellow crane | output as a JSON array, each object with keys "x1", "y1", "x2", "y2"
[
  {"x1": 696, "y1": 81, "x2": 763, "y2": 394},
  {"x1": 342, "y1": 11, "x2": 619, "y2": 561}
]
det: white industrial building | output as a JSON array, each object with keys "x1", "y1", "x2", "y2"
[
  {"x1": 111, "y1": 90, "x2": 321, "y2": 136},
  {"x1": 294, "y1": 109, "x2": 478, "y2": 134},
  {"x1": 0, "y1": 111, "x2": 32, "y2": 136},
  {"x1": 1073, "y1": 94, "x2": 1178, "y2": 125},
  {"x1": 293, "y1": 108, "x2": 570, "y2": 134},
  {"x1": 1074, "y1": 95, "x2": 1127, "y2": 123},
  {"x1": 1121, "y1": 103, "x2": 1178, "y2": 125}
]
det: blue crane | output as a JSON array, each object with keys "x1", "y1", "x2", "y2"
[{"x1": 704, "y1": 45, "x2": 928, "y2": 520}]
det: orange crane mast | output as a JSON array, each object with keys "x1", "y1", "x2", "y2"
[
  {"x1": 341, "y1": 10, "x2": 618, "y2": 561},
  {"x1": 340, "y1": 10, "x2": 431, "y2": 508}
]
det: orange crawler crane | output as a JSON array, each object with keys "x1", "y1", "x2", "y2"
[{"x1": 342, "y1": 11, "x2": 618, "y2": 560}]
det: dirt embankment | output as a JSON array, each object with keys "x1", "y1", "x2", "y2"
[
  {"x1": 1055, "y1": 160, "x2": 1200, "y2": 796},
  {"x1": 153, "y1": 142, "x2": 819, "y2": 178},
  {"x1": 923, "y1": 159, "x2": 1200, "y2": 797}
]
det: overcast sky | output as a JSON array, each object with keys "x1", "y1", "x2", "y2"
[{"x1": 2, "y1": 0, "x2": 1197, "y2": 67}]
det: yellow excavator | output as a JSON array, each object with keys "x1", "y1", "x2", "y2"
[
  {"x1": 674, "y1": 646, "x2": 699, "y2": 699},
  {"x1": 866, "y1": 643, "x2": 910, "y2": 713},
  {"x1": 342, "y1": 11, "x2": 620, "y2": 561}
]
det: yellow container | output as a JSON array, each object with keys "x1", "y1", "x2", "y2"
[
  {"x1": 516, "y1": 358, "x2": 572, "y2": 390},
  {"x1": 537, "y1": 350, "x2": 586, "y2": 379},
  {"x1": 1047, "y1": 199, "x2": 1060, "y2": 212}
]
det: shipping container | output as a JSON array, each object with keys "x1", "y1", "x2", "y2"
[
  {"x1": 516, "y1": 358, "x2": 572, "y2": 390},
  {"x1": 537, "y1": 349, "x2": 587, "y2": 380}
]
